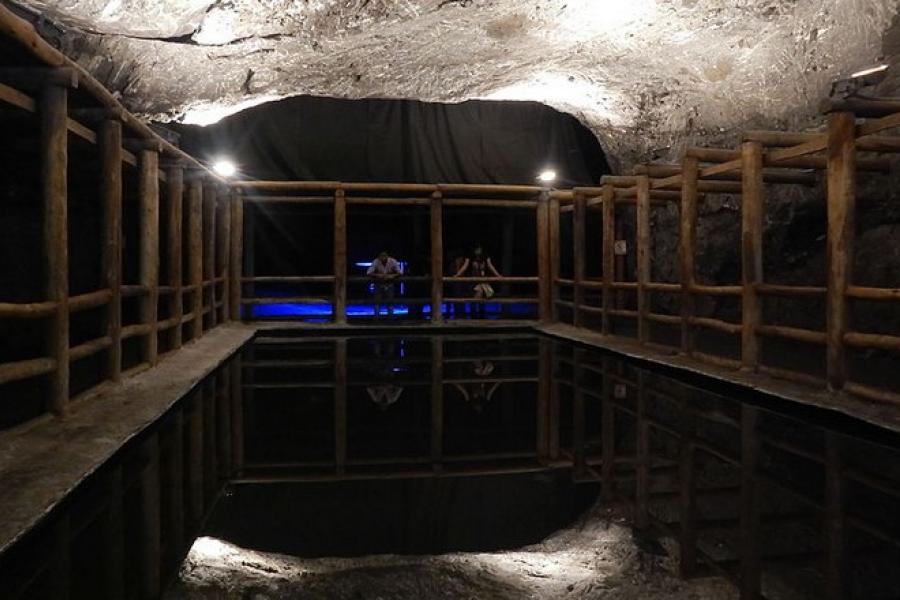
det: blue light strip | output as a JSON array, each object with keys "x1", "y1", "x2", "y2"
[{"x1": 250, "y1": 302, "x2": 536, "y2": 319}]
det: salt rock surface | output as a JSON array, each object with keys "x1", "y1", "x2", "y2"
[
  {"x1": 16, "y1": 0, "x2": 900, "y2": 168},
  {"x1": 167, "y1": 506, "x2": 737, "y2": 599}
]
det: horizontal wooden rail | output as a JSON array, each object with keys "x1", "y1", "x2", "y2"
[
  {"x1": 69, "y1": 336, "x2": 112, "y2": 361},
  {"x1": 756, "y1": 324, "x2": 827, "y2": 345},
  {"x1": 646, "y1": 282, "x2": 682, "y2": 293},
  {"x1": 236, "y1": 181, "x2": 547, "y2": 196},
  {"x1": 690, "y1": 284, "x2": 743, "y2": 296},
  {"x1": 443, "y1": 297, "x2": 539, "y2": 304},
  {"x1": 68, "y1": 289, "x2": 112, "y2": 313},
  {"x1": 443, "y1": 276, "x2": 538, "y2": 283},
  {"x1": 843, "y1": 382, "x2": 900, "y2": 406},
  {"x1": 846, "y1": 286, "x2": 900, "y2": 300},
  {"x1": 843, "y1": 332, "x2": 900, "y2": 352},
  {"x1": 349, "y1": 275, "x2": 432, "y2": 282},
  {"x1": 241, "y1": 297, "x2": 333, "y2": 305},
  {"x1": 346, "y1": 298, "x2": 432, "y2": 306},
  {"x1": 120, "y1": 323, "x2": 153, "y2": 340},
  {"x1": 687, "y1": 316, "x2": 742, "y2": 335},
  {"x1": 755, "y1": 283, "x2": 826, "y2": 297},
  {"x1": 0, "y1": 301, "x2": 56, "y2": 319},
  {"x1": 0, "y1": 357, "x2": 56, "y2": 385},
  {"x1": 646, "y1": 312, "x2": 681, "y2": 325}
]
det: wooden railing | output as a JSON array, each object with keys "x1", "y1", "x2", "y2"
[
  {"x1": 0, "y1": 4, "x2": 236, "y2": 426},
  {"x1": 235, "y1": 180, "x2": 572, "y2": 323},
  {"x1": 554, "y1": 103, "x2": 900, "y2": 405}
]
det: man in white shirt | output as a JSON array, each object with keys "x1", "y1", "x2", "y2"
[{"x1": 367, "y1": 251, "x2": 403, "y2": 318}]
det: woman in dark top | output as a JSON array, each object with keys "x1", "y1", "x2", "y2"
[{"x1": 454, "y1": 245, "x2": 501, "y2": 319}]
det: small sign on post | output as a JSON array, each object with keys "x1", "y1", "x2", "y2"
[{"x1": 614, "y1": 240, "x2": 628, "y2": 256}]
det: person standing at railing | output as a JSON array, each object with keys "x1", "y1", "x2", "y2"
[
  {"x1": 367, "y1": 251, "x2": 403, "y2": 319},
  {"x1": 454, "y1": 245, "x2": 501, "y2": 319}
]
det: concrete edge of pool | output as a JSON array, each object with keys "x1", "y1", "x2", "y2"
[{"x1": 1, "y1": 319, "x2": 897, "y2": 562}]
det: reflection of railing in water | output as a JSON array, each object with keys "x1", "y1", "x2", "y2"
[
  {"x1": 239, "y1": 336, "x2": 557, "y2": 481},
  {"x1": 553, "y1": 346, "x2": 900, "y2": 599},
  {"x1": 6, "y1": 333, "x2": 899, "y2": 598},
  {"x1": 0, "y1": 362, "x2": 242, "y2": 599}
]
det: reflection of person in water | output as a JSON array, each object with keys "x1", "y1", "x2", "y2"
[
  {"x1": 452, "y1": 360, "x2": 500, "y2": 413},
  {"x1": 366, "y1": 338, "x2": 404, "y2": 410},
  {"x1": 367, "y1": 384, "x2": 404, "y2": 411}
]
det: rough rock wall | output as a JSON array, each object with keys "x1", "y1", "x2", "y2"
[{"x1": 15, "y1": 0, "x2": 899, "y2": 171}]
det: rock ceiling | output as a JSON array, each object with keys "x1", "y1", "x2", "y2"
[{"x1": 13, "y1": 0, "x2": 900, "y2": 167}]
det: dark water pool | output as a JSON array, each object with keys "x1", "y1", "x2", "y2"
[{"x1": 2, "y1": 332, "x2": 900, "y2": 599}]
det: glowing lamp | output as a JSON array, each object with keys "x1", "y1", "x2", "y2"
[
  {"x1": 212, "y1": 159, "x2": 237, "y2": 177},
  {"x1": 538, "y1": 169, "x2": 557, "y2": 183}
]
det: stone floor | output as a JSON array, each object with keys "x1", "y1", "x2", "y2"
[{"x1": 167, "y1": 502, "x2": 737, "y2": 600}]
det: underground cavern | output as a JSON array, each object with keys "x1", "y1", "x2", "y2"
[{"x1": 2, "y1": 1, "x2": 900, "y2": 598}]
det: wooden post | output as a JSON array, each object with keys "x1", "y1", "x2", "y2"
[
  {"x1": 739, "y1": 405, "x2": 761, "y2": 599},
  {"x1": 186, "y1": 393, "x2": 204, "y2": 527},
  {"x1": 636, "y1": 175, "x2": 651, "y2": 344},
  {"x1": 824, "y1": 432, "x2": 845, "y2": 600},
  {"x1": 334, "y1": 338, "x2": 347, "y2": 474},
  {"x1": 431, "y1": 337, "x2": 443, "y2": 469},
  {"x1": 333, "y1": 189, "x2": 347, "y2": 324},
  {"x1": 166, "y1": 165, "x2": 184, "y2": 349},
  {"x1": 741, "y1": 141, "x2": 764, "y2": 371},
  {"x1": 826, "y1": 112, "x2": 856, "y2": 392},
  {"x1": 430, "y1": 191, "x2": 443, "y2": 324},
  {"x1": 188, "y1": 180, "x2": 203, "y2": 340},
  {"x1": 678, "y1": 397, "x2": 697, "y2": 577},
  {"x1": 202, "y1": 379, "x2": 218, "y2": 502},
  {"x1": 601, "y1": 185, "x2": 615, "y2": 335},
  {"x1": 216, "y1": 366, "x2": 232, "y2": 479},
  {"x1": 40, "y1": 83, "x2": 69, "y2": 416},
  {"x1": 203, "y1": 184, "x2": 217, "y2": 329},
  {"x1": 165, "y1": 412, "x2": 185, "y2": 568},
  {"x1": 218, "y1": 189, "x2": 232, "y2": 322},
  {"x1": 549, "y1": 340, "x2": 560, "y2": 460},
  {"x1": 139, "y1": 434, "x2": 161, "y2": 600},
  {"x1": 601, "y1": 356, "x2": 615, "y2": 500},
  {"x1": 138, "y1": 149, "x2": 160, "y2": 365},
  {"x1": 614, "y1": 215, "x2": 626, "y2": 310},
  {"x1": 537, "y1": 337, "x2": 551, "y2": 461},
  {"x1": 103, "y1": 466, "x2": 124, "y2": 599},
  {"x1": 243, "y1": 203, "x2": 255, "y2": 317},
  {"x1": 99, "y1": 120, "x2": 123, "y2": 380},
  {"x1": 635, "y1": 371, "x2": 649, "y2": 529},
  {"x1": 573, "y1": 349, "x2": 586, "y2": 477},
  {"x1": 229, "y1": 356, "x2": 244, "y2": 474},
  {"x1": 680, "y1": 156, "x2": 699, "y2": 355},
  {"x1": 549, "y1": 195, "x2": 561, "y2": 322},
  {"x1": 572, "y1": 191, "x2": 586, "y2": 327},
  {"x1": 537, "y1": 191, "x2": 552, "y2": 322},
  {"x1": 229, "y1": 192, "x2": 244, "y2": 321}
]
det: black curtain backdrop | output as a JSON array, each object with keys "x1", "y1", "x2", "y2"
[{"x1": 175, "y1": 96, "x2": 609, "y2": 185}]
